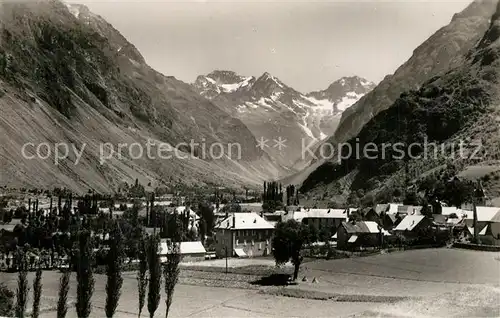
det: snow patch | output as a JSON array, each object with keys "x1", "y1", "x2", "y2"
[
  {"x1": 220, "y1": 76, "x2": 253, "y2": 93},
  {"x1": 257, "y1": 97, "x2": 275, "y2": 109},
  {"x1": 304, "y1": 96, "x2": 334, "y2": 111},
  {"x1": 205, "y1": 77, "x2": 216, "y2": 84},
  {"x1": 270, "y1": 91, "x2": 283, "y2": 101},
  {"x1": 298, "y1": 121, "x2": 316, "y2": 140},
  {"x1": 65, "y1": 4, "x2": 81, "y2": 18},
  {"x1": 335, "y1": 91, "x2": 364, "y2": 111}
]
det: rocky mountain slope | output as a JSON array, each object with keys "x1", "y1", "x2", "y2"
[
  {"x1": 299, "y1": 0, "x2": 500, "y2": 206},
  {"x1": 331, "y1": 0, "x2": 499, "y2": 147},
  {"x1": 286, "y1": 0, "x2": 500, "y2": 188},
  {"x1": 193, "y1": 71, "x2": 374, "y2": 168},
  {"x1": 0, "y1": 1, "x2": 284, "y2": 193}
]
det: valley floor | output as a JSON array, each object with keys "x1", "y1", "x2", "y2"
[{"x1": 1, "y1": 248, "x2": 499, "y2": 317}]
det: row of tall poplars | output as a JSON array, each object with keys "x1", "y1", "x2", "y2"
[
  {"x1": 11, "y1": 222, "x2": 181, "y2": 318},
  {"x1": 13, "y1": 246, "x2": 43, "y2": 318}
]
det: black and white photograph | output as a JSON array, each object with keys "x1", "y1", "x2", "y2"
[{"x1": 0, "y1": 0, "x2": 499, "y2": 317}]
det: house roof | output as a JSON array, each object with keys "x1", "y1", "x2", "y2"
[
  {"x1": 397, "y1": 205, "x2": 422, "y2": 215},
  {"x1": 179, "y1": 241, "x2": 206, "y2": 254},
  {"x1": 0, "y1": 224, "x2": 16, "y2": 232},
  {"x1": 239, "y1": 203, "x2": 263, "y2": 213},
  {"x1": 214, "y1": 213, "x2": 274, "y2": 230},
  {"x1": 394, "y1": 215, "x2": 426, "y2": 231},
  {"x1": 467, "y1": 225, "x2": 488, "y2": 236},
  {"x1": 440, "y1": 207, "x2": 463, "y2": 216},
  {"x1": 295, "y1": 208, "x2": 348, "y2": 221},
  {"x1": 463, "y1": 207, "x2": 500, "y2": 222},
  {"x1": 374, "y1": 203, "x2": 401, "y2": 215},
  {"x1": 159, "y1": 240, "x2": 206, "y2": 255},
  {"x1": 348, "y1": 235, "x2": 358, "y2": 243},
  {"x1": 374, "y1": 204, "x2": 388, "y2": 215},
  {"x1": 341, "y1": 221, "x2": 381, "y2": 234},
  {"x1": 432, "y1": 214, "x2": 448, "y2": 225},
  {"x1": 174, "y1": 206, "x2": 198, "y2": 218}
]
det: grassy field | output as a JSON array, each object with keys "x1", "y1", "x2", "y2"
[{"x1": 1, "y1": 248, "x2": 499, "y2": 317}]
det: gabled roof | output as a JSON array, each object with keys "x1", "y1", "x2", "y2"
[
  {"x1": 463, "y1": 207, "x2": 500, "y2": 222},
  {"x1": 394, "y1": 215, "x2": 426, "y2": 231},
  {"x1": 159, "y1": 240, "x2": 206, "y2": 255},
  {"x1": 432, "y1": 214, "x2": 448, "y2": 225},
  {"x1": 342, "y1": 221, "x2": 380, "y2": 234},
  {"x1": 299, "y1": 208, "x2": 348, "y2": 219},
  {"x1": 214, "y1": 212, "x2": 274, "y2": 230},
  {"x1": 440, "y1": 207, "x2": 463, "y2": 216},
  {"x1": 280, "y1": 209, "x2": 348, "y2": 223}
]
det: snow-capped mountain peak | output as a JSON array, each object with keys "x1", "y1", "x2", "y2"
[
  {"x1": 192, "y1": 71, "x2": 374, "y2": 168},
  {"x1": 307, "y1": 76, "x2": 376, "y2": 113}
]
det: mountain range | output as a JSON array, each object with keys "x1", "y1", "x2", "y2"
[
  {"x1": 0, "y1": 1, "x2": 281, "y2": 193},
  {"x1": 2, "y1": 0, "x2": 498, "y2": 203},
  {"x1": 0, "y1": 0, "x2": 372, "y2": 193},
  {"x1": 193, "y1": 71, "x2": 374, "y2": 168}
]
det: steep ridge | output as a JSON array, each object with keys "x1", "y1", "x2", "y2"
[
  {"x1": 193, "y1": 71, "x2": 374, "y2": 168},
  {"x1": 326, "y1": 0, "x2": 498, "y2": 150},
  {"x1": 0, "y1": 1, "x2": 283, "y2": 193},
  {"x1": 300, "y1": 0, "x2": 500, "y2": 205},
  {"x1": 287, "y1": 0, "x2": 499, "y2": 188}
]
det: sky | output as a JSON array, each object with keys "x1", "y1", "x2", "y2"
[{"x1": 67, "y1": 0, "x2": 472, "y2": 92}]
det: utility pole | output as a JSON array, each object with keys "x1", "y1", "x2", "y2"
[
  {"x1": 224, "y1": 246, "x2": 228, "y2": 274},
  {"x1": 472, "y1": 180, "x2": 484, "y2": 244}
]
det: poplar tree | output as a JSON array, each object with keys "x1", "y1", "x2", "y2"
[{"x1": 105, "y1": 223, "x2": 124, "y2": 317}]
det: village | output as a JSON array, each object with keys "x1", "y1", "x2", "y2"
[{"x1": 1, "y1": 179, "x2": 499, "y2": 273}]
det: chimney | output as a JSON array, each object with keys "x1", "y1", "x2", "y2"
[{"x1": 232, "y1": 213, "x2": 236, "y2": 229}]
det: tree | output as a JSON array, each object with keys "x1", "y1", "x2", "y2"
[
  {"x1": 306, "y1": 224, "x2": 318, "y2": 243},
  {"x1": 198, "y1": 202, "x2": 214, "y2": 234},
  {"x1": 0, "y1": 283, "x2": 14, "y2": 316},
  {"x1": 163, "y1": 242, "x2": 181, "y2": 318},
  {"x1": 137, "y1": 238, "x2": 148, "y2": 318},
  {"x1": 15, "y1": 248, "x2": 29, "y2": 318},
  {"x1": 105, "y1": 223, "x2": 124, "y2": 317},
  {"x1": 403, "y1": 191, "x2": 420, "y2": 206},
  {"x1": 76, "y1": 231, "x2": 95, "y2": 318},
  {"x1": 272, "y1": 220, "x2": 311, "y2": 281},
  {"x1": 32, "y1": 263, "x2": 43, "y2": 318},
  {"x1": 147, "y1": 234, "x2": 161, "y2": 318},
  {"x1": 57, "y1": 270, "x2": 71, "y2": 318}
]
